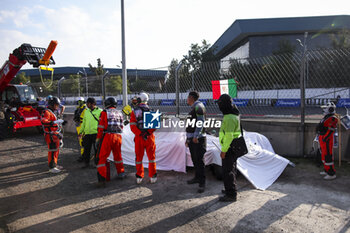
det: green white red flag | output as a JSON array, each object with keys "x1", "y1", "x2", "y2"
[{"x1": 211, "y1": 79, "x2": 237, "y2": 100}]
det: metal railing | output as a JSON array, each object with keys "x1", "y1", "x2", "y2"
[{"x1": 30, "y1": 47, "x2": 350, "y2": 119}]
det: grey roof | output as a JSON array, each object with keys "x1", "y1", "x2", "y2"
[
  {"x1": 21, "y1": 66, "x2": 167, "y2": 79},
  {"x1": 212, "y1": 15, "x2": 350, "y2": 58}
]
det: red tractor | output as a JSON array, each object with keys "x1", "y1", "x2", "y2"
[{"x1": 0, "y1": 41, "x2": 57, "y2": 139}]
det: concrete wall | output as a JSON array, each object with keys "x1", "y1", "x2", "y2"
[
  {"x1": 63, "y1": 113, "x2": 350, "y2": 161},
  {"x1": 242, "y1": 119, "x2": 350, "y2": 160}
]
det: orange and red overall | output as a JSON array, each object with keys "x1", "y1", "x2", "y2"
[
  {"x1": 130, "y1": 103, "x2": 156, "y2": 178},
  {"x1": 41, "y1": 109, "x2": 61, "y2": 169},
  {"x1": 317, "y1": 114, "x2": 338, "y2": 176},
  {"x1": 96, "y1": 107, "x2": 124, "y2": 182}
]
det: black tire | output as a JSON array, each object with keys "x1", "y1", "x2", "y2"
[
  {"x1": 4, "y1": 111, "x2": 15, "y2": 137},
  {"x1": 0, "y1": 118, "x2": 9, "y2": 140}
]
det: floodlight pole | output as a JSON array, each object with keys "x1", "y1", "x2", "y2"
[{"x1": 121, "y1": 0, "x2": 128, "y2": 106}]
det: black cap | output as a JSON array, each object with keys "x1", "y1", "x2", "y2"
[
  {"x1": 86, "y1": 97, "x2": 96, "y2": 105},
  {"x1": 188, "y1": 91, "x2": 199, "y2": 101}
]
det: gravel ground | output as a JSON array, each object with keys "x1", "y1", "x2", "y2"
[{"x1": 0, "y1": 129, "x2": 349, "y2": 233}]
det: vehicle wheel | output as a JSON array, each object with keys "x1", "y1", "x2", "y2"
[
  {"x1": 0, "y1": 118, "x2": 9, "y2": 140},
  {"x1": 4, "y1": 111, "x2": 15, "y2": 137}
]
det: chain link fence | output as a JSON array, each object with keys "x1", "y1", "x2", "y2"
[{"x1": 29, "y1": 47, "x2": 350, "y2": 119}]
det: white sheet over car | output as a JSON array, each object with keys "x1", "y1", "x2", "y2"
[{"x1": 110, "y1": 121, "x2": 290, "y2": 190}]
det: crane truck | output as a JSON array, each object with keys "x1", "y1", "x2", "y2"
[{"x1": 0, "y1": 41, "x2": 57, "y2": 139}]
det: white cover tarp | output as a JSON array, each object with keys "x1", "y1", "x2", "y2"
[{"x1": 110, "y1": 120, "x2": 290, "y2": 190}]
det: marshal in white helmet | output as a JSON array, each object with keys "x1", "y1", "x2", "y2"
[
  {"x1": 321, "y1": 102, "x2": 336, "y2": 115},
  {"x1": 76, "y1": 97, "x2": 85, "y2": 104},
  {"x1": 138, "y1": 92, "x2": 149, "y2": 103}
]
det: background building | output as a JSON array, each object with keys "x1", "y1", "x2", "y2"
[{"x1": 211, "y1": 15, "x2": 350, "y2": 70}]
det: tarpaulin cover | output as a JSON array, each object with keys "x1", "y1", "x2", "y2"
[{"x1": 110, "y1": 120, "x2": 290, "y2": 190}]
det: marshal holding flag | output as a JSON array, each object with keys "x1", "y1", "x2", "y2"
[{"x1": 211, "y1": 79, "x2": 237, "y2": 99}]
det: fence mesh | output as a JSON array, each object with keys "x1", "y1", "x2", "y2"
[{"x1": 30, "y1": 48, "x2": 350, "y2": 119}]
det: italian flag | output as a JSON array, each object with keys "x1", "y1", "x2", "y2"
[{"x1": 211, "y1": 79, "x2": 237, "y2": 100}]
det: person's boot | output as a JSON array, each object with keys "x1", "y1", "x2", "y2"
[
  {"x1": 136, "y1": 175, "x2": 143, "y2": 184},
  {"x1": 49, "y1": 167, "x2": 61, "y2": 173},
  {"x1": 187, "y1": 177, "x2": 199, "y2": 184},
  {"x1": 150, "y1": 174, "x2": 157, "y2": 184},
  {"x1": 197, "y1": 184, "x2": 205, "y2": 193},
  {"x1": 96, "y1": 181, "x2": 106, "y2": 188},
  {"x1": 219, "y1": 195, "x2": 237, "y2": 202},
  {"x1": 324, "y1": 174, "x2": 336, "y2": 180},
  {"x1": 117, "y1": 172, "x2": 126, "y2": 180}
]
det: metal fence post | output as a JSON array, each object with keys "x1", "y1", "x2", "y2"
[
  {"x1": 175, "y1": 61, "x2": 183, "y2": 117},
  {"x1": 102, "y1": 71, "x2": 110, "y2": 105},
  {"x1": 300, "y1": 32, "x2": 308, "y2": 156},
  {"x1": 58, "y1": 76, "x2": 65, "y2": 100},
  {"x1": 83, "y1": 67, "x2": 88, "y2": 97}
]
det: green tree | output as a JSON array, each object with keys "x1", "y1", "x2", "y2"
[
  {"x1": 11, "y1": 72, "x2": 30, "y2": 84},
  {"x1": 164, "y1": 59, "x2": 178, "y2": 93},
  {"x1": 273, "y1": 39, "x2": 296, "y2": 55},
  {"x1": 132, "y1": 79, "x2": 148, "y2": 92},
  {"x1": 106, "y1": 75, "x2": 122, "y2": 94},
  {"x1": 330, "y1": 29, "x2": 350, "y2": 49},
  {"x1": 166, "y1": 40, "x2": 217, "y2": 92},
  {"x1": 105, "y1": 75, "x2": 131, "y2": 95},
  {"x1": 88, "y1": 58, "x2": 105, "y2": 76},
  {"x1": 87, "y1": 58, "x2": 106, "y2": 95}
]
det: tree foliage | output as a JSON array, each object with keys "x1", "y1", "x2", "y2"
[
  {"x1": 88, "y1": 58, "x2": 105, "y2": 76},
  {"x1": 165, "y1": 40, "x2": 217, "y2": 92},
  {"x1": 131, "y1": 79, "x2": 148, "y2": 93},
  {"x1": 11, "y1": 72, "x2": 30, "y2": 84},
  {"x1": 330, "y1": 29, "x2": 350, "y2": 49}
]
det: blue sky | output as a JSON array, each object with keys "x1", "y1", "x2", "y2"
[{"x1": 0, "y1": 0, "x2": 348, "y2": 70}]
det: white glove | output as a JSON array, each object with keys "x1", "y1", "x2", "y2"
[{"x1": 54, "y1": 119, "x2": 64, "y2": 124}]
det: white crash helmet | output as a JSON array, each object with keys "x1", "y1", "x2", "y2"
[
  {"x1": 321, "y1": 102, "x2": 336, "y2": 114},
  {"x1": 76, "y1": 96, "x2": 85, "y2": 104},
  {"x1": 138, "y1": 92, "x2": 149, "y2": 103}
]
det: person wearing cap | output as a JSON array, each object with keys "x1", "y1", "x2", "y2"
[
  {"x1": 185, "y1": 91, "x2": 207, "y2": 193},
  {"x1": 217, "y1": 94, "x2": 241, "y2": 202},
  {"x1": 41, "y1": 96, "x2": 65, "y2": 173},
  {"x1": 95, "y1": 97, "x2": 125, "y2": 187},
  {"x1": 130, "y1": 92, "x2": 157, "y2": 184},
  {"x1": 316, "y1": 102, "x2": 338, "y2": 180},
  {"x1": 73, "y1": 97, "x2": 87, "y2": 162},
  {"x1": 79, "y1": 97, "x2": 102, "y2": 168}
]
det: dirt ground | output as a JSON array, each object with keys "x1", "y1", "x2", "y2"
[{"x1": 0, "y1": 129, "x2": 349, "y2": 233}]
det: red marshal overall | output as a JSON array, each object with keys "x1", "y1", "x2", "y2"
[
  {"x1": 96, "y1": 107, "x2": 124, "y2": 182},
  {"x1": 41, "y1": 109, "x2": 61, "y2": 169},
  {"x1": 317, "y1": 113, "x2": 338, "y2": 176},
  {"x1": 130, "y1": 103, "x2": 157, "y2": 179}
]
